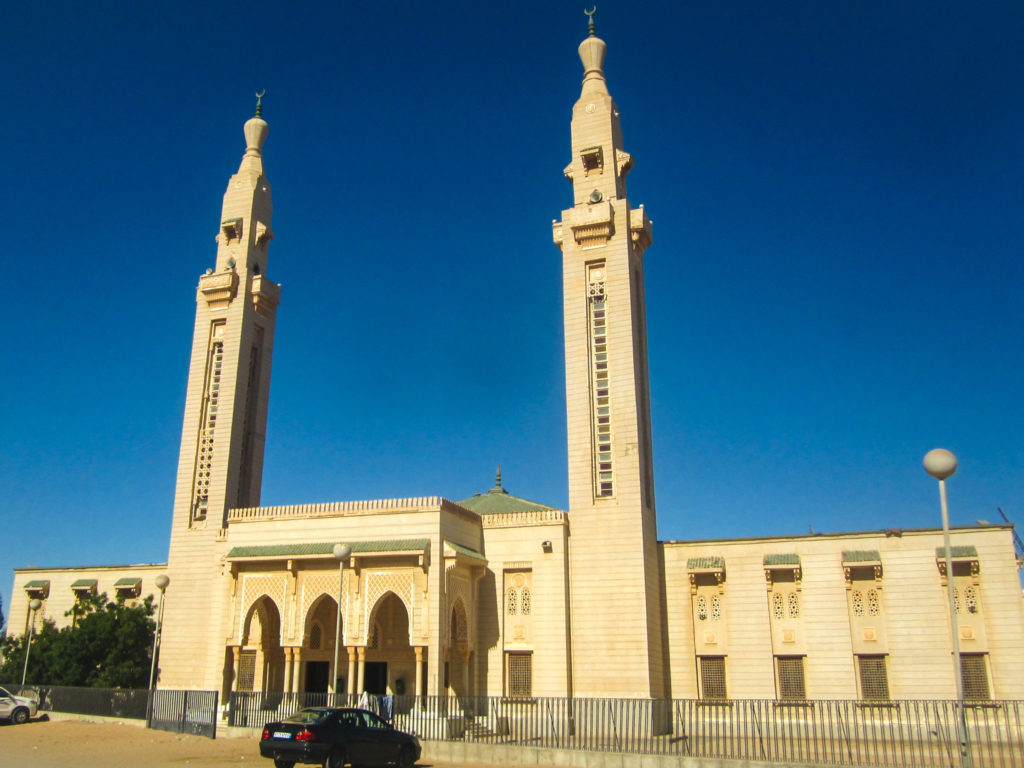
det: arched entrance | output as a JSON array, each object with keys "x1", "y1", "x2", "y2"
[
  {"x1": 364, "y1": 591, "x2": 415, "y2": 695},
  {"x1": 302, "y1": 594, "x2": 345, "y2": 693},
  {"x1": 237, "y1": 595, "x2": 283, "y2": 693},
  {"x1": 448, "y1": 598, "x2": 471, "y2": 697}
]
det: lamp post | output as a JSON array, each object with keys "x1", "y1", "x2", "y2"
[
  {"x1": 924, "y1": 448, "x2": 970, "y2": 768},
  {"x1": 332, "y1": 543, "x2": 351, "y2": 700},
  {"x1": 20, "y1": 599, "x2": 42, "y2": 687},
  {"x1": 146, "y1": 574, "x2": 170, "y2": 723}
]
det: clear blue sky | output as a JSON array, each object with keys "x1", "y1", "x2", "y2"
[{"x1": 2, "y1": 1, "x2": 1022, "y2": 627}]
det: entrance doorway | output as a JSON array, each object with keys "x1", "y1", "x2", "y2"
[
  {"x1": 364, "y1": 662, "x2": 387, "y2": 695},
  {"x1": 306, "y1": 661, "x2": 330, "y2": 693}
]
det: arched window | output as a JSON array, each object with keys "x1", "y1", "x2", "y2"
[
  {"x1": 965, "y1": 586, "x2": 979, "y2": 614},
  {"x1": 851, "y1": 590, "x2": 864, "y2": 616},
  {"x1": 787, "y1": 591, "x2": 800, "y2": 618},
  {"x1": 867, "y1": 590, "x2": 880, "y2": 617},
  {"x1": 506, "y1": 589, "x2": 517, "y2": 616},
  {"x1": 773, "y1": 592, "x2": 784, "y2": 620},
  {"x1": 309, "y1": 622, "x2": 322, "y2": 650},
  {"x1": 697, "y1": 595, "x2": 708, "y2": 621},
  {"x1": 521, "y1": 588, "x2": 531, "y2": 616},
  {"x1": 711, "y1": 595, "x2": 722, "y2": 621}
]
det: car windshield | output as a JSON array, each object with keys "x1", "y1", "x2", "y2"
[
  {"x1": 283, "y1": 709, "x2": 330, "y2": 724},
  {"x1": 0, "y1": 687, "x2": 10, "y2": 698}
]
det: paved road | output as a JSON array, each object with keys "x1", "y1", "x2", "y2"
[{"x1": 0, "y1": 719, "x2": 516, "y2": 768}]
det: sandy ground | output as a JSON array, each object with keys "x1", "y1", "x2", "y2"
[{"x1": 0, "y1": 718, "x2": 508, "y2": 768}]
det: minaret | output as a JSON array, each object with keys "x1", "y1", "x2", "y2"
[
  {"x1": 160, "y1": 97, "x2": 280, "y2": 689},
  {"x1": 553, "y1": 13, "x2": 664, "y2": 698}
]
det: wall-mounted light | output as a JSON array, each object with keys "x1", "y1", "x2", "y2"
[{"x1": 542, "y1": 541, "x2": 553, "y2": 553}]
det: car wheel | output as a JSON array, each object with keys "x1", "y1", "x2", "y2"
[
  {"x1": 324, "y1": 747, "x2": 346, "y2": 768},
  {"x1": 273, "y1": 761, "x2": 295, "y2": 768},
  {"x1": 11, "y1": 708, "x2": 29, "y2": 725},
  {"x1": 398, "y1": 744, "x2": 416, "y2": 768}
]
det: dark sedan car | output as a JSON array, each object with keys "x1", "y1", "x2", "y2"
[{"x1": 260, "y1": 707, "x2": 420, "y2": 768}]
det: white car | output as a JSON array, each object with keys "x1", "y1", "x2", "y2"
[{"x1": 0, "y1": 686, "x2": 39, "y2": 724}]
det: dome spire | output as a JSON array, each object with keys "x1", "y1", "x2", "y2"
[
  {"x1": 242, "y1": 90, "x2": 269, "y2": 165},
  {"x1": 578, "y1": 7, "x2": 607, "y2": 96}
]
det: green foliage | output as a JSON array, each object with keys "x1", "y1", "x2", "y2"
[
  {"x1": 0, "y1": 593, "x2": 156, "y2": 688},
  {"x1": 0, "y1": 592, "x2": 5, "y2": 637}
]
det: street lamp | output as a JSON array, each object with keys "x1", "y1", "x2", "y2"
[
  {"x1": 148, "y1": 575, "x2": 171, "y2": 692},
  {"x1": 20, "y1": 599, "x2": 42, "y2": 687},
  {"x1": 332, "y1": 544, "x2": 351, "y2": 700},
  {"x1": 923, "y1": 448, "x2": 970, "y2": 767}
]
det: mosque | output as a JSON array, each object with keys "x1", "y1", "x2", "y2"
[{"x1": 9, "y1": 20, "x2": 1024, "y2": 705}]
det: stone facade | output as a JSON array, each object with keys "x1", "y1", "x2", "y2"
[{"x1": 8, "y1": 25, "x2": 1024, "y2": 704}]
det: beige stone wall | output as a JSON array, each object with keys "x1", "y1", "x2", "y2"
[
  {"x1": 479, "y1": 510, "x2": 571, "y2": 698},
  {"x1": 7, "y1": 564, "x2": 167, "y2": 637},
  {"x1": 663, "y1": 525, "x2": 1024, "y2": 700}
]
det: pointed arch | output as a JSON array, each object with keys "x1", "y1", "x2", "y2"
[
  {"x1": 449, "y1": 597, "x2": 468, "y2": 652},
  {"x1": 303, "y1": 593, "x2": 340, "y2": 648},
  {"x1": 242, "y1": 594, "x2": 282, "y2": 648},
  {"x1": 367, "y1": 590, "x2": 412, "y2": 649}
]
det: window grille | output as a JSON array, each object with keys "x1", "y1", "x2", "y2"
[
  {"x1": 192, "y1": 326, "x2": 225, "y2": 522},
  {"x1": 867, "y1": 589, "x2": 880, "y2": 616},
  {"x1": 776, "y1": 656, "x2": 806, "y2": 700},
  {"x1": 521, "y1": 588, "x2": 531, "y2": 615},
  {"x1": 506, "y1": 589, "x2": 517, "y2": 616},
  {"x1": 851, "y1": 590, "x2": 864, "y2": 616},
  {"x1": 697, "y1": 596, "x2": 708, "y2": 621},
  {"x1": 699, "y1": 656, "x2": 727, "y2": 699},
  {"x1": 954, "y1": 586, "x2": 962, "y2": 614},
  {"x1": 309, "y1": 623, "x2": 322, "y2": 650},
  {"x1": 711, "y1": 596, "x2": 721, "y2": 621},
  {"x1": 965, "y1": 586, "x2": 979, "y2": 614},
  {"x1": 588, "y1": 266, "x2": 614, "y2": 499},
  {"x1": 772, "y1": 592, "x2": 784, "y2": 619},
  {"x1": 787, "y1": 591, "x2": 800, "y2": 618},
  {"x1": 961, "y1": 654, "x2": 990, "y2": 700},
  {"x1": 857, "y1": 655, "x2": 889, "y2": 700},
  {"x1": 506, "y1": 652, "x2": 532, "y2": 698},
  {"x1": 237, "y1": 650, "x2": 257, "y2": 692}
]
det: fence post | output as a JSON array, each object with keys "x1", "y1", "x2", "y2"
[{"x1": 181, "y1": 690, "x2": 189, "y2": 734}]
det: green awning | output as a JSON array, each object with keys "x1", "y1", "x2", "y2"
[
  {"x1": 227, "y1": 539, "x2": 430, "y2": 559},
  {"x1": 24, "y1": 580, "x2": 49, "y2": 590},
  {"x1": 936, "y1": 545, "x2": 978, "y2": 559},
  {"x1": 687, "y1": 556, "x2": 725, "y2": 570},
  {"x1": 445, "y1": 541, "x2": 486, "y2": 561},
  {"x1": 763, "y1": 553, "x2": 800, "y2": 566},
  {"x1": 842, "y1": 550, "x2": 881, "y2": 563},
  {"x1": 114, "y1": 578, "x2": 141, "y2": 588},
  {"x1": 71, "y1": 579, "x2": 98, "y2": 589}
]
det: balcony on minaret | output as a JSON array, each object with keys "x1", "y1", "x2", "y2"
[
  {"x1": 251, "y1": 275, "x2": 281, "y2": 317},
  {"x1": 199, "y1": 268, "x2": 239, "y2": 308},
  {"x1": 629, "y1": 206, "x2": 652, "y2": 256},
  {"x1": 560, "y1": 199, "x2": 615, "y2": 249}
]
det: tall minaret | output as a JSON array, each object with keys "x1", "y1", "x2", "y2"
[
  {"x1": 553, "y1": 13, "x2": 665, "y2": 698},
  {"x1": 160, "y1": 97, "x2": 280, "y2": 689}
]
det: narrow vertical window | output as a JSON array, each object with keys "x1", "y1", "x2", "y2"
[
  {"x1": 787, "y1": 591, "x2": 800, "y2": 618},
  {"x1": 776, "y1": 656, "x2": 806, "y2": 700},
  {"x1": 506, "y1": 589, "x2": 517, "y2": 616},
  {"x1": 699, "y1": 656, "x2": 727, "y2": 700},
  {"x1": 961, "y1": 654, "x2": 990, "y2": 700},
  {"x1": 191, "y1": 322, "x2": 225, "y2": 523},
  {"x1": 237, "y1": 327, "x2": 263, "y2": 510},
  {"x1": 857, "y1": 655, "x2": 889, "y2": 700},
  {"x1": 506, "y1": 652, "x2": 533, "y2": 698},
  {"x1": 588, "y1": 263, "x2": 613, "y2": 499}
]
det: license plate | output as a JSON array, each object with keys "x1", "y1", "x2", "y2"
[{"x1": 274, "y1": 731, "x2": 292, "y2": 739}]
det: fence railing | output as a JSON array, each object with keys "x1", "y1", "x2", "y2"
[{"x1": 229, "y1": 692, "x2": 1024, "y2": 768}]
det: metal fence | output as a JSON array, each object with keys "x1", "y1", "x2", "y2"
[
  {"x1": 229, "y1": 692, "x2": 1024, "y2": 767},
  {"x1": 9, "y1": 685, "x2": 219, "y2": 740}
]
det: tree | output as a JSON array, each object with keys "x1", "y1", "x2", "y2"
[
  {"x1": 0, "y1": 592, "x2": 5, "y2": 638},
  {"x1": 0, "y1": 593, "x2": 156, "y2": 688}
]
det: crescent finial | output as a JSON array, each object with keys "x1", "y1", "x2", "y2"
[
  {"x1": 585, "y1": 6, "x2": 596, "y2": 36},
  {"x1": 254, "y1": 90, "x2": 266, "y2": 118}
]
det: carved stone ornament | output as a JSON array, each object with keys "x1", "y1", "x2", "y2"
[{"x1": 200, "y1": 269, "x2": 239, "y2": 307}]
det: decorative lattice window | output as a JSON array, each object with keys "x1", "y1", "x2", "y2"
[
  {"x1": 711, "y1": 596, "x2": 721, "y2": 621},
  {"x1": 697, "y1": 596, "x2": 708, "y2": 621},
  {"x1": 699, "y1": 656, "x2": 727, "y2": 700},
  {"x1": 954, "y1": 587, "x2": 962, "y2": 614},
  {"x1": 776, "y1": 656, "x2": 806, "y2": 700},
  {"x1": 506, "y1": 652, "x2": 532, "y2": 698},
  {"x1": 369, "y1": 622, "x2": 381, "y2": 650},
  {"x1": 772, "y1": 592, "x2": 784, "y2": 620},
  {"x1": 506, "y1": 589, "x2": 517, "y2": 616},
  {"x1": 309, "y1": 623, "x2": 322, "y2": 650},
  {"x1": 867, "y1": 589, "x2": 880, "y2": 616},
  {"x1": 965, "y1": 586, "x2": 979, "y2": 614},
  {"x1": 588, "y1": 264, "x2": 613, "y2": 499},
  {"x1": 192, "y1": 323, "x2": 225, "y2": 523},
  {"x1": 961, "y1": 654, "x2": 990, "y2": 701},
  {"x1": 521, "y1": 588, "x2": 531, "y2": 616},
  {"x1": 857, "y1": 655, "x2": 889, "y2": 700},
  {"x1": 787, "y1": 592, "x2": 800, "y2": 618},
  {"x1": 237, "y1": 650, "x2": 256, "y2": 692},
  {"x1": 852, "y1": 590, "x2": 864, "y2": 616}
]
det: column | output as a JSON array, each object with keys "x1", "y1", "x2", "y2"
[
  {"x1": 461, "y1": 649, "x2": 471, "y2": 699},
  {"x1": 347, "y1": 654, "x2": 357, "y2": 695},
  {"x1": 414, "y1": 646, "x2": 424, "y2": 698},
  {"x1": 230, "y1": 646, "x2": 241, "y2": 692},
  {"x1": 356, "y1": 646, "x2": 366, "y2": 694},
  {"x1": 283, "y1": 647, "x2": 294, "y2": 694},
  {"x1": 293, "y1": 648, "x2": 303, "y2": 694}
]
